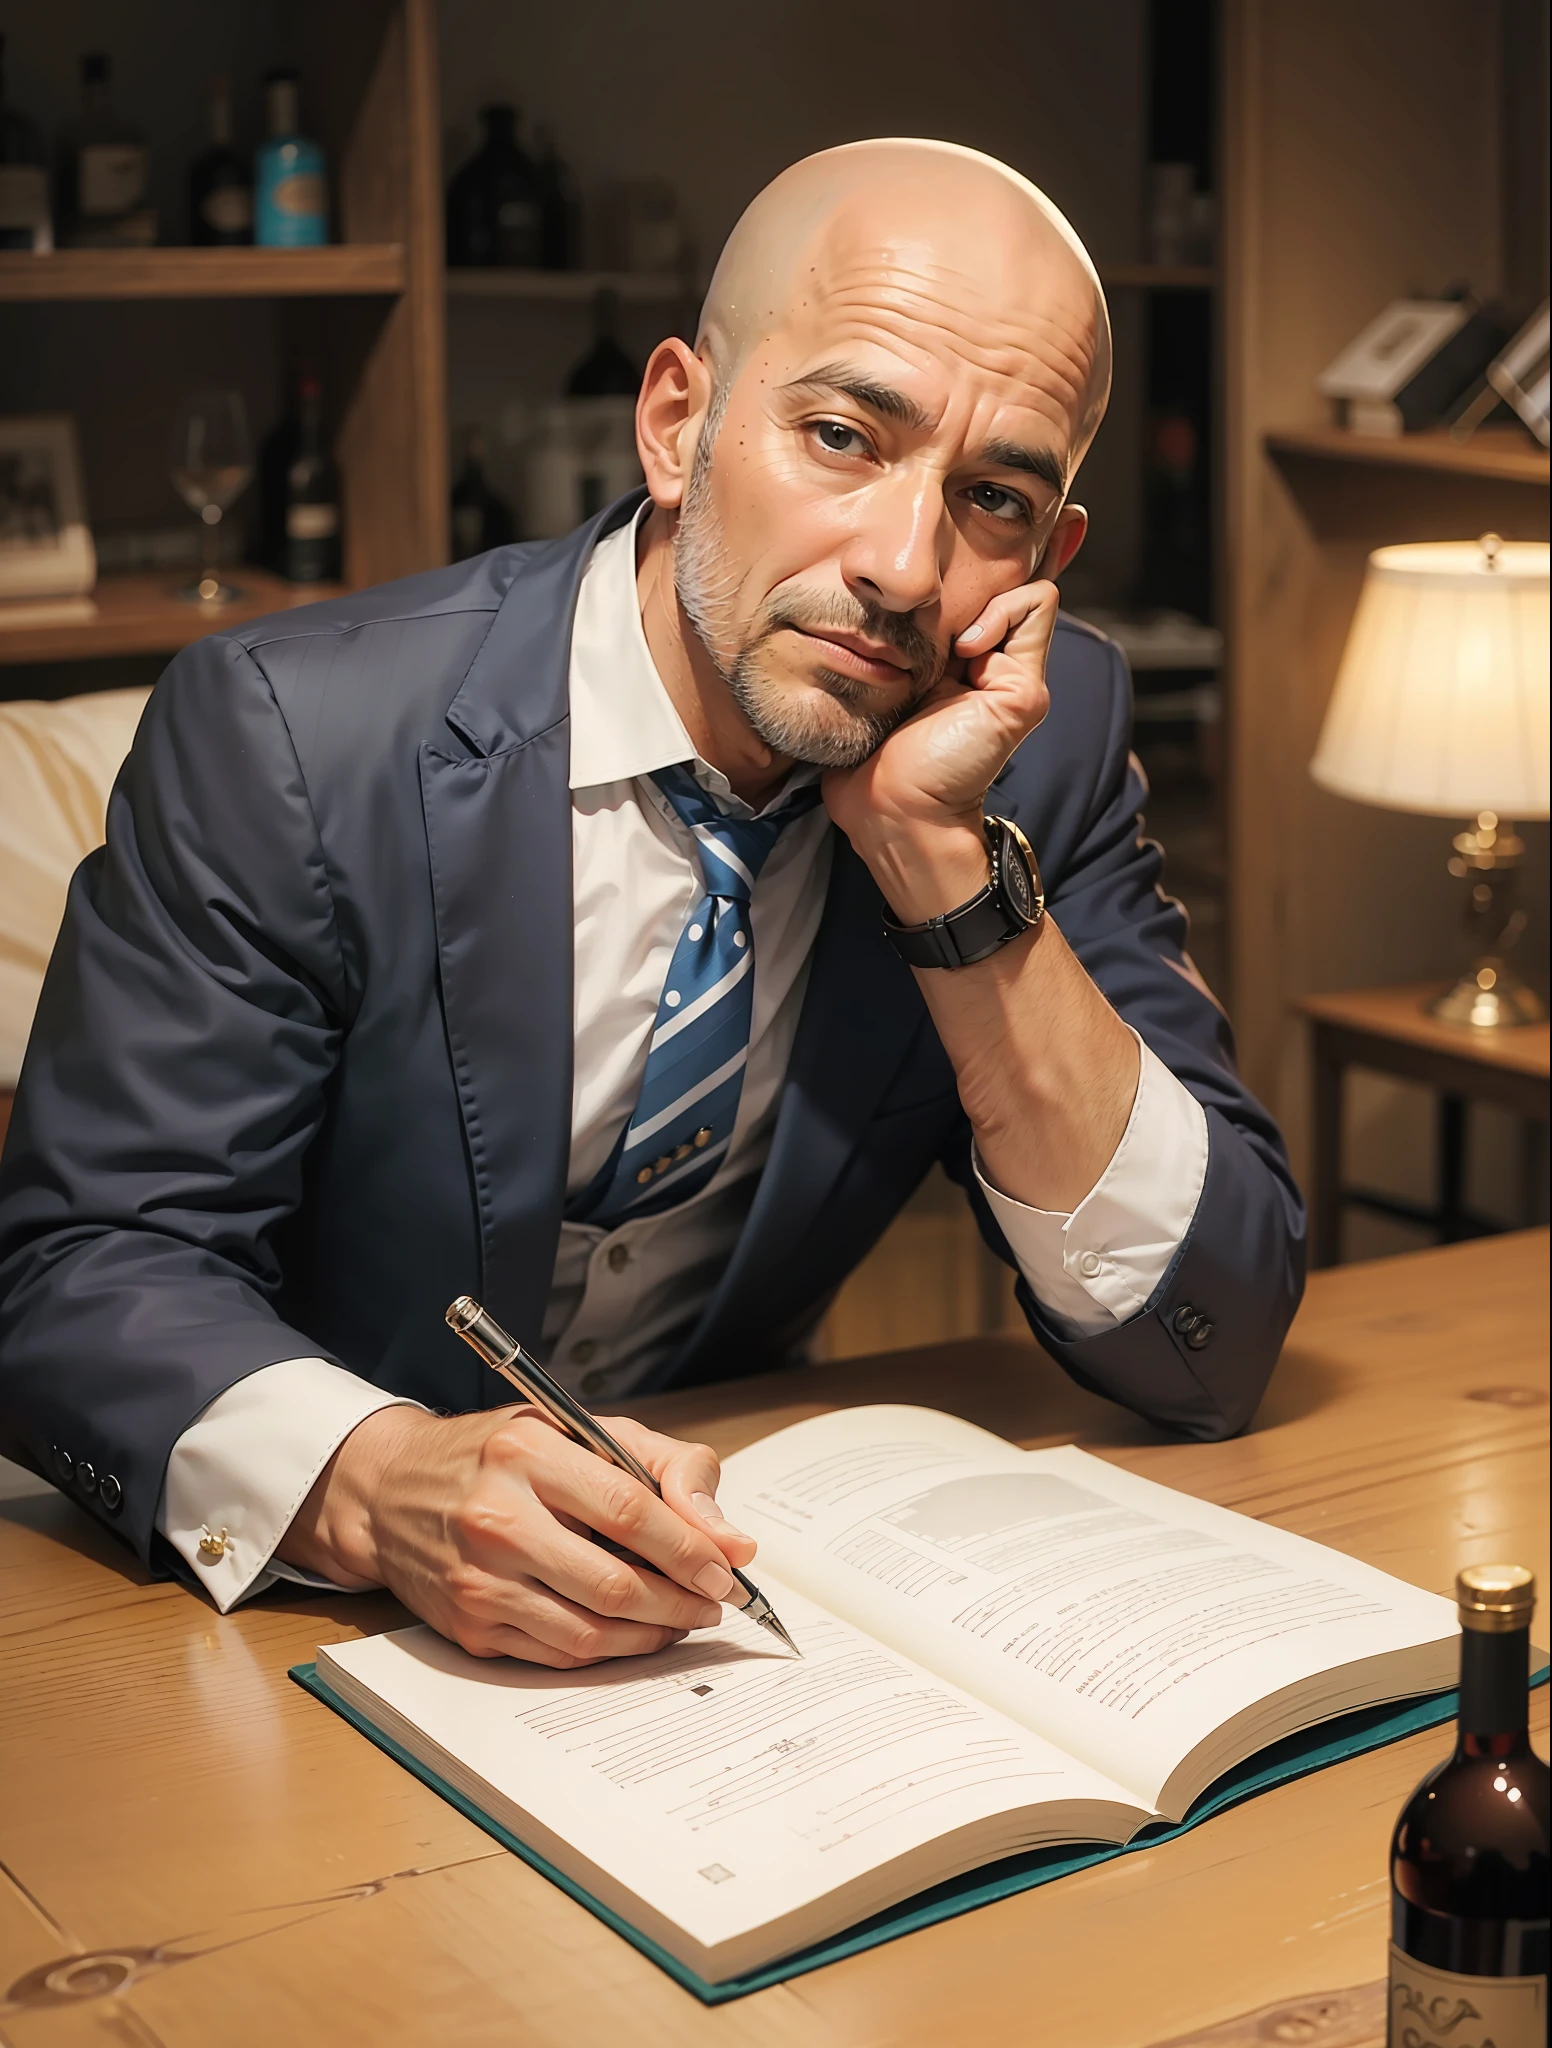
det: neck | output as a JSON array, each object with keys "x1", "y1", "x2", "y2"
[{"x1": 635, "y1": 503, "x2": 796, "y2": 809}]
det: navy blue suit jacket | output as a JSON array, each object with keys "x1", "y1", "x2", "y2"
[{"x1": 0, "y1": 496, "x2": 1305, "y2": 1570}]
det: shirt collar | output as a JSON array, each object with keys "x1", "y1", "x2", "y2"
[{"x1": 566, "y1": 503, "x2": 820, "y2": 820}]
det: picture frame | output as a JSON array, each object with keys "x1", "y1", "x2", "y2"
[{"x1": 0, "y1": 414, "x2": 97, "y2": 600}]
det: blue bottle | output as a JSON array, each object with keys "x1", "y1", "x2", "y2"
[{"x1": 254, "y1": 68, "x2": 327, "y2": 247}]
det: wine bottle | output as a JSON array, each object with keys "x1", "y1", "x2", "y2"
[
  {"x1": 187, "y1": 74, "x2": 252, "y2": 246},
  {"x1": 281, "y1": 372, "x2": 341, "y2": 582},
  {"x1": 444, "y1": 104, "x2": 543, "y2": 269},
  {"x1": 566, "y1": 289, "x2": 639, "y2": 397},
  {"x1": 0, "y1": 33, "x2": 50, "y2": 251},
  {"x1": 450, "y1": 429, "x2": 514, "y2": 560},
  {"x1": 254, "y1": 68, "x2": 328, "y2": 248},
  {"x1": 534, "y1": 124, "x2": 580, "y2": 271},
  {"x1": 1388, "y1": 1565, "x2": 1549, "y2": 2046},
  {"x1": 56, "y1": 51, "x2": 154, "y2": 249}
]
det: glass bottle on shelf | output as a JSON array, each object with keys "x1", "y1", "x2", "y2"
[
  {"x1": 450, "y1": 428, "x2": 515, "y2": 559},
  {"x1": 254, "y1": 68, "x2": 328, "y2": 248},
  {"x1": 533, "y1": 124, "x2": 580, "y2": 271},
  {"x1": 566, "y1": 290, "x2": 639, "y2": 397},
  {"x1": 281, "y1": 371, "x2": 341, "y2": 583},
  {"x1": 187, "y1": 74, "x2": 252, "y2": 247},
  {"x1": 444, "y1": 105, "x2": 543, "y2": 269},
  {"x1": 0, "y1": 34, "x2": 51, "y2": 251},
  {"x1": 56, "y1": 52, "x2": 154, "y2": 249},
  {"x1": 1389, "y1": 1564, "x2": 1549, "y2": 2039}
]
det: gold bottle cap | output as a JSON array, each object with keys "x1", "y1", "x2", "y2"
[{"x1": 1456, "y1": 1563, "x2": 1536, "y2": 1633}]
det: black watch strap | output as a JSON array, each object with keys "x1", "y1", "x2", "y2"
[{"x1": 883, "y1": 816, "x2": 1044, "y2": 970}]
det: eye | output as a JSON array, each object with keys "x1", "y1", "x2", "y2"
[
  {"x1": 965, "y1": 482, "x2": 1032, "y2": 525},
  {"x1": 810, "y1": 419, "x2": 871, "y2": 458}
]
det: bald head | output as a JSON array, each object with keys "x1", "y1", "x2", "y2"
[{"x1": 697, "y1": 139, "x2": 1111, "y2": 461}]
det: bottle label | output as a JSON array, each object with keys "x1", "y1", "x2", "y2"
[
  {"x1": 1388, "y1": 1943, "x2": 1547, "y2": 2048},
  {"x1": 0, "y1": 165, "x2": 49, "y2": 232},
  {"x1": 80, "y1": 144, "x2": 148, "y2": 216},
  {"x1": 286, "y1": 505, "x2": 339, "y2": 540},
  {"x1": 270, "y1": 172, "x2": 326, "y2": 220},
  {"x1": 201, "y1": 186, "x2": 253, "y2": 234}
]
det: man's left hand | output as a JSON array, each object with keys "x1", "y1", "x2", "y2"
[{"x1": 823, "y1": 577, "x2": 1060, "y2": 923}]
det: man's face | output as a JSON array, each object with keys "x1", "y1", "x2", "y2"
[{"x1": 672, "y1": 206, "x2": 1094, "y2": 768}]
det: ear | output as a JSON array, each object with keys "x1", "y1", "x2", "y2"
[
  {"x1": 635, "y1": 338, "x2": 716, "y2": 511},
  {"x1": 1039, "y1": 503, "x2": 1088, "y2": 580}
]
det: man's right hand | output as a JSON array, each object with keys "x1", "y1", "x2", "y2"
[{"x1": 277, "y1": 1403, "x2": 758, "y2": 1666}]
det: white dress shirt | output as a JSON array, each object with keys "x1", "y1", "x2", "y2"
[{"x1": 158, "y1": 510, "x2": 1209, "y2": 1610}]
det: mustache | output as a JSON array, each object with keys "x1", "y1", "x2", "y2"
[{"x1": 758, "y1": 591, "x2": 943, "y2": 689}]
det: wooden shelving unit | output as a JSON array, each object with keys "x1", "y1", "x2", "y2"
[
  {"x1": 0, "y1": 245, "x2": 406, "y2": 303},
  {"x1": 0, "y1": 0, "x2": 446, "y2": 669},
  {"x1": 446, "y1": 268, "x2": 695, "y2": 305},
  {"x1": 0, "y1": 571, "x2": 348, "y2": 667},
  {"x1": 1266, "y1": 424, "x2": 1550, "y2": 487}
]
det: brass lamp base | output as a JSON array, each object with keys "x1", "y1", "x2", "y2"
[{"x1": 1428, "y1": 962, "x2": 1547, "y2": 1030}]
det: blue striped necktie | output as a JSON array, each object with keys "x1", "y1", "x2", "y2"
[{"x1": 569, "y1": 764, "x2": 823, "y2": 1228}]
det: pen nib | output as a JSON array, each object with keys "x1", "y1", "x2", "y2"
[{"x1": 754, "y1": 1608, "x2": 802, "y2": 1657}]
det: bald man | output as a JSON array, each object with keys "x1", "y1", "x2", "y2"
[{"x1": 0, "y1": 142, "x2": 1303, "y2": 1665}]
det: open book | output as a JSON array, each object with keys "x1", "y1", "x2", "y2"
[{"x1": 312, "y1": 1405, "x2": 1459, "y2": 1984}]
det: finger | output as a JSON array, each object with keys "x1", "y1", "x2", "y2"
[
  {"x1": 451, "y1": 1604, "x2": 693, "y2": 1667},
  {"x1": 953, "y1": 578, "x2": 1058, "y2": 662},
  {"x1": 606, "y1": 1417, "x2": 758, "y2": 1568},
  {"x1": 517, "y1": 1431, "x2": 745, "y2": 1606}
]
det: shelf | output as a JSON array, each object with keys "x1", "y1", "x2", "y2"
[
  {"x1": 0, "y1": 571, "x2": 350, "y2": 666},
  {"x1": 446, "y1": 268, "x2": 696, "y2": 305},
  {"x1": 1097, "y1": 264, "x2": 1217, "y2": 291},
  {"x1": 0, "y1": 245, "x2": 406, "y2": 304},
  {"x1": 1267, "y1": 426, "x2": 1550, "y2": 487}
]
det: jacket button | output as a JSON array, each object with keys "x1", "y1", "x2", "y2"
[
  {"x1": 1186, "y1": 1319, "x2": 1215, "y2": 1350},
  {"x1": 100, "y1": 1474, "x2": 123, "y2": 1513},
  {"x1": 1172, "y1": 1305, "x2": 1200, "y2": 1335},
  {"x1": 77, "y1": 1460, "x2": 98, "y2": 1495},
  {"x1": 53, "y1": 1445, "x2": 74, "y2": 1482}
]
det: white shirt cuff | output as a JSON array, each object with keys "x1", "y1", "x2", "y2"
[
  {"x1": 155, "y1": 1357, "x2": 425, "y2": 1613},
  {"x1": 975, "y1": 1029, "x2": 1209, "y2": 1339}
]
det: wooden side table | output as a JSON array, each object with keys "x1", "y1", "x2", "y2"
[{"x1": 1296, "y1": 984, "x2": 1551, "y2": 1268}]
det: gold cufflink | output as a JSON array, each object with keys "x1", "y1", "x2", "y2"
[{"x1": 197, "y1": 1526, "x2": 229, "y2": 1562}]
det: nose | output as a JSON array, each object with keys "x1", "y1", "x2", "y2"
[{"x1": 841, "y1": 463, "x2": 946, "y2": 618}]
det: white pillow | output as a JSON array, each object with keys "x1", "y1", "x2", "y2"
[{"x1": 0, "y1": 687, "x2": 152, "y2": 1088}]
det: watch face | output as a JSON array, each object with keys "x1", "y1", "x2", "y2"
[{"x1": 997, "y1": 823, "x2": 1038, "y2": 926}]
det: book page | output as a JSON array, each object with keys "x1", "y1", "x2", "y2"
[
  {"x1": 716, "y1": 1407, "x2": 1457, "y2": 1815},
  {"x1": 318, "y1": 1581, "x2": 1140, "y2": 1976}
]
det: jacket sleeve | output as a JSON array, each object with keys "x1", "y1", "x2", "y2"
[
  {"x1": 940, "y1": 627, "x2": 1307, "y2": 1440},
  {"x1": 0, "y1": 631, "x2": 353, "y2": 1564}
]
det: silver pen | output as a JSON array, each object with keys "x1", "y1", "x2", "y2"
[{"x1": 445, "y1": 1296, "x2": 800, "y2": 1656}]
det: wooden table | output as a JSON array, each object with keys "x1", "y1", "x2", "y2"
[
  {"x1": 1297, "y1": 983, "x2": 1551, "y2": 1268},
  {"x1": 2, "y1": 1233, "x2": 1547, "y2": 2048}
]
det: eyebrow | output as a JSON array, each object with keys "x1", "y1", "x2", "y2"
[{"x1": 781, "y1": 361, "x2": 1067, "y2": 496}]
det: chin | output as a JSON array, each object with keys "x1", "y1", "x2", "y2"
[{"x1": 729, "y1": 657, "x2": 905, "y2": 771}]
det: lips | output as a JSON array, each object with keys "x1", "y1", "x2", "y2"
[{"x1": 792, "y1": 627, "x2": 913, "y2": 679}]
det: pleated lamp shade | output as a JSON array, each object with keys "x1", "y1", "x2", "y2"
[{"x1": 1310, "y1": 539, "x2": 1550, "y2": 819}]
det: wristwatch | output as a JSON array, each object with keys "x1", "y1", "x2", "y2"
[{"x1": 882, "y1": 815, "x2": 1045, "y2": 970}]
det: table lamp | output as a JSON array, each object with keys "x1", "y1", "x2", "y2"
[{"x1": 1310, "y1": 535, "x2": 1550, "y2": 1028}]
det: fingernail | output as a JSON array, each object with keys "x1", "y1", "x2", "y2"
[
  {"x1": 693, "y1": 1561, "x2": 736, "y2": 1601},
  {"x1": 692, "y1": 1492, "x2": 750, "y2": 1540},
  {"x1": 959, "y1": 624, "x2": 984, "y2": 642}
]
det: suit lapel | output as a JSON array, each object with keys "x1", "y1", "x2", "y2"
[
  {"x1": 665, "y1": 836, "x2": 929, "y2": 1387},
  {"x1": 420, "y1": 498, "x2": 640, "y2": 1395}
]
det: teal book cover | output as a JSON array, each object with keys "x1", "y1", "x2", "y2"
[{"x1": 291, "y1": 1662, "x2": 1547, "y2": 2004}]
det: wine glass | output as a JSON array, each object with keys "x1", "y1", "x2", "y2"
[{"x1": 168, "y1": 389, "x2": 253, "y2": 604}]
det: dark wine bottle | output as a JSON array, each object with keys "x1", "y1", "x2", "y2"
[
  {"x1": 450, "y1": 429, "x2": 514, "y2": 560},
  {"x1": 187, "y1": 74, "x2": 252, "y2": 246},
  {"x1": 444, "y1": 105, "x2": 543, "y2": 269},
  {"x1": 533, "y1": 124, "x2": 580, "y2": 271},
  {"x1": 566, "y1": 289, "x2": 639, "y2": 397},
  {"x1": 281, "y1": 371, "x2": 342, "y2": 582},
  {"x1": 1388, "y1": 1565, "x2": 1549, "y2": 2046}
]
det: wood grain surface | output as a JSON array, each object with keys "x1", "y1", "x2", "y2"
[
  {"x1": 1295, "y1": 985, "x2": 1551, "y2": 1084},
  {"x1": 1, "y1": 1231, "x2": 1546, "y2": 2048}
]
